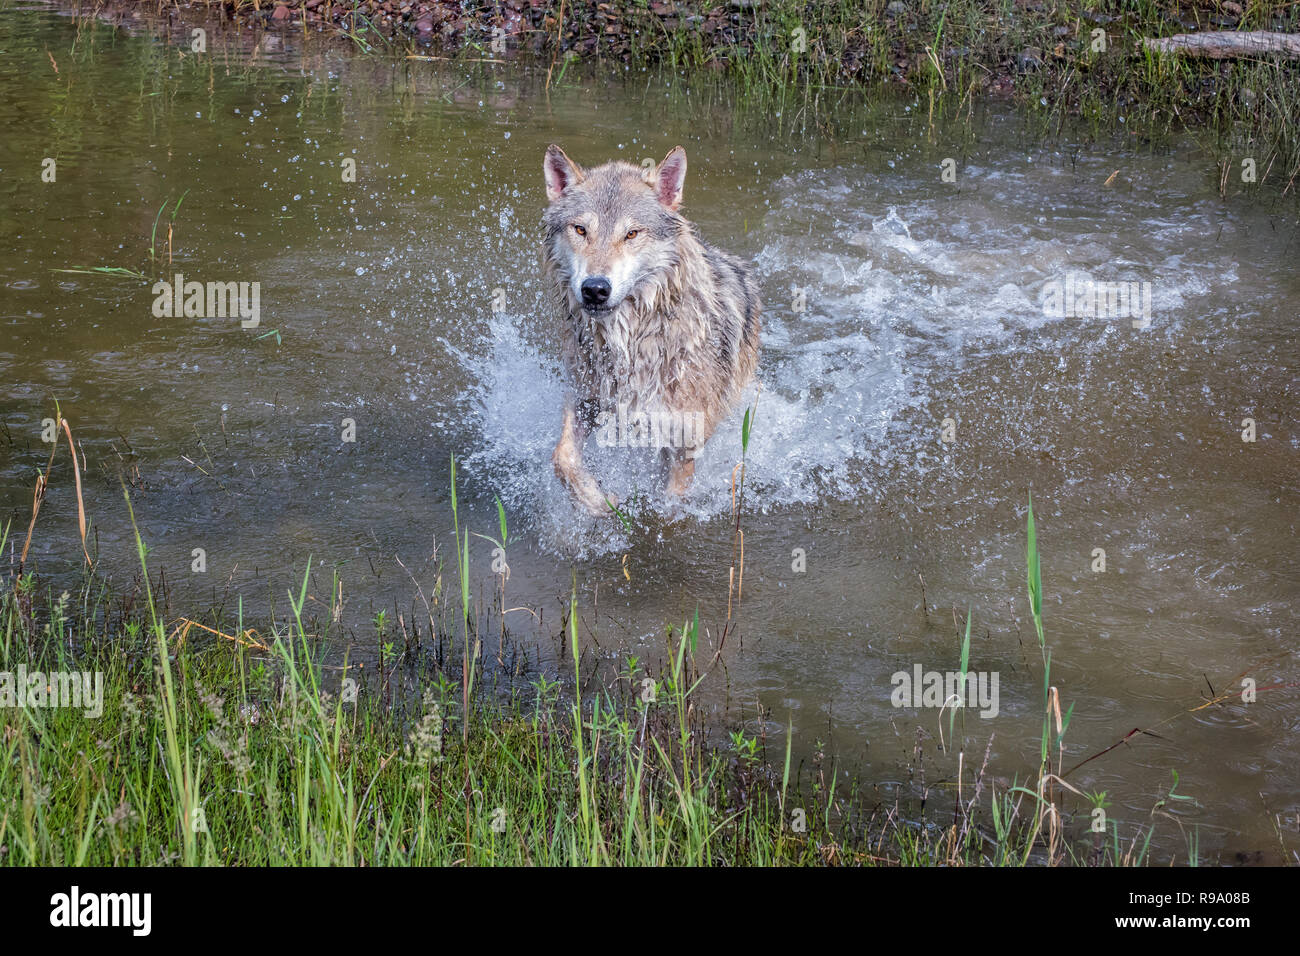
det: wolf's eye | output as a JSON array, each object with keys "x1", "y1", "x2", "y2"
[
  {"x1": 572, "y1": 224, "x2": 586, "y2": 237},
  {"x1": 625, "y1": 230, "x2": 639, "y2": 241}
]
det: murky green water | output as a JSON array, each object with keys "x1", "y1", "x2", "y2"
[{"x1": 2, "y1": 3, "x2": 1297, "y2": 863}]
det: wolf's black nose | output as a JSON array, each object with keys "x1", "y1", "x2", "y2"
[{"x1": 581, "y1": 276, "x2": 612, "y2": 308}]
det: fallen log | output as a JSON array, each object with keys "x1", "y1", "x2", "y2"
[{"x1": 1142, "y1": 30, "x2": 1300, "y2": 59}]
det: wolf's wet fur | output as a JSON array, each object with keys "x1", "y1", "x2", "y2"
[{"x1": 541, "y1": 145, "x2": 761, "y2": 516}]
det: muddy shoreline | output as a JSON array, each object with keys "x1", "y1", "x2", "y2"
[{"x1": 78, "y1": 0, "x2": 1296, "y2": 86}]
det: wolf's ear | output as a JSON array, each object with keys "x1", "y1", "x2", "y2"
[
  {"x1": 544, "y1": 145, "x2": 584, "y2": 201},
  {"x1": 654, "y1": 146, "x2": 687, "y2": 210}
]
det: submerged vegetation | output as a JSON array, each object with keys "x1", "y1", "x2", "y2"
[
  {"x1": 0, "y1": 435, "x2": 1205, "y2": 864},
  {"x1": 107, "y1": 0, "x2": 1300, "y2": 191}
]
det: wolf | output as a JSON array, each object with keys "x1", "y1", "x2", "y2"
[{"x1": 541, "y1": 144, "x2": 761, "y2": 516}]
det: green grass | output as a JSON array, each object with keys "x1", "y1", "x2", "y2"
[
  {"x1": 0, "y1": 550, "x2": 848, "y2": 865},
  {"x1": 0, "y1": 477, "x2": 1205, "y2": 865}
]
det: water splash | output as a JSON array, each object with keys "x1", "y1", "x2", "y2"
[{"x1": 435, "y1": 166, "x2": 1238, "y2": 554}]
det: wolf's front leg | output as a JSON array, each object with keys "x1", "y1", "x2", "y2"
[
  {"x1": 666, "y1": 451, "x2": 696, "y2": 498},
  {"x1": 553, "y1": 401, "x2": 616, "y2": 517}
]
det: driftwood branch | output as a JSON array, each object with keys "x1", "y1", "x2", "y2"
[{"x1": 1143, "y1": 31, "x2": 1300, "y2": 59}]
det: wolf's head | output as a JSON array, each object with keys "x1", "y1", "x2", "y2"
[{"x1": 542, "y1": 145, "x2": 690, "y2": 319}]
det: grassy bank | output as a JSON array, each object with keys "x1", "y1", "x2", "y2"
[
  {"x1": 0, "y1": 519, "x2": 900, "y2": 866},
  {"x1": 0, "y1": 446, "x2": 1201, "y2": 864},
  {"x1": 136, "y1": 0, "x2": 1300, "y2": 191}
]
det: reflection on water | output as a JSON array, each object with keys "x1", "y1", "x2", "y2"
[{"x1": 1, "y1": 5, "x2": 1297, "y2": 863}]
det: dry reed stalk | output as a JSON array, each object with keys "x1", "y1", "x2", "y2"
[
  {"x1": 19, "y1": 413, "x2": 90, "y2": 568},
  {"x1": 169, "y1": 617, "x2": 271, "y2": 651}
]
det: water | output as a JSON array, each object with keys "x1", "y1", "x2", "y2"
[{"x1": 1, "y1": 4, "x2": 1297, "y2": 863}]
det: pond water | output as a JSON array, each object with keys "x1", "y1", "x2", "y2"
[{"x1": 1, "y1": 3, "x2": 1297, "y2": 863}]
